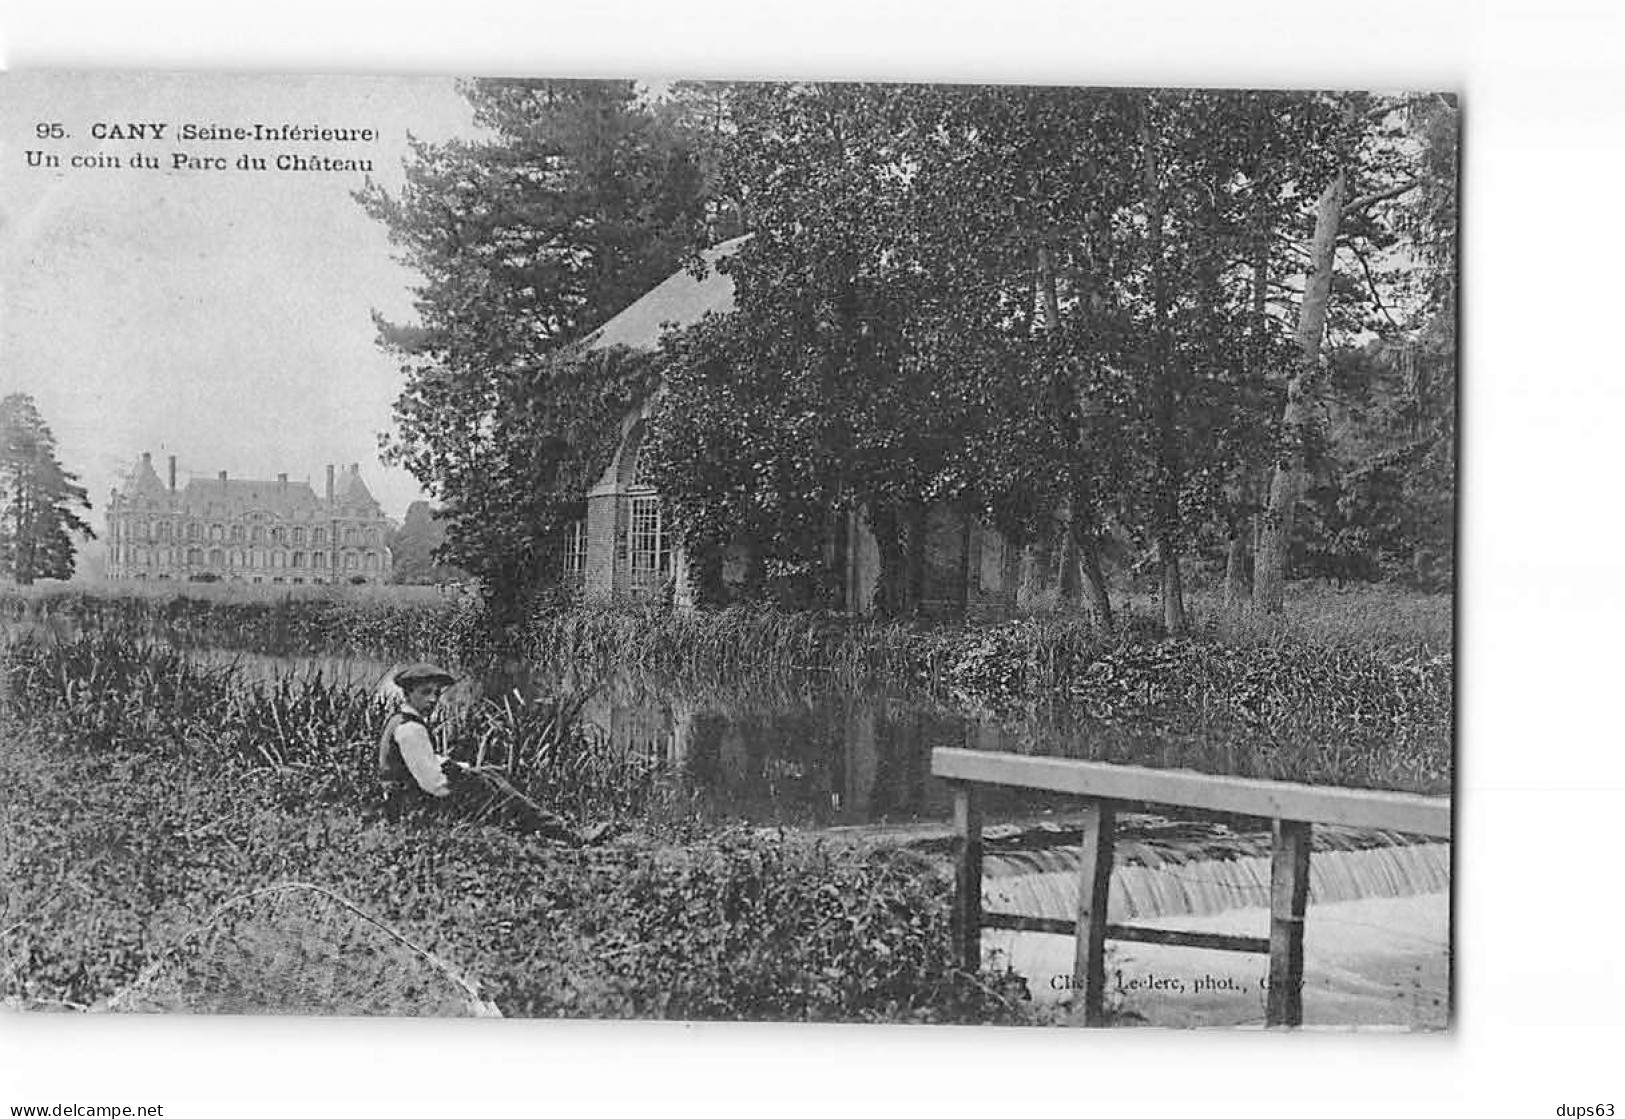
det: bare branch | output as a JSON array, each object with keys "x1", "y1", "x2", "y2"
[
  {"x1": 1342, "y1": 243, "x2": 1403, "y2": 332},
  {"x1": 1343, "y1": 178, "x2": 1420, "y2": 216}
]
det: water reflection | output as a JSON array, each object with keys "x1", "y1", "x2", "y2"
[
  {"x1": 3, "y1": 619, "x2": 1308, "y2": 829},
  {"x1": 168, "y1": 646, "x2": 1100, "y2": 826}
]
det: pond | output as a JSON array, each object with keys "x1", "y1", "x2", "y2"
[
  {"x1": 3, "y1": 616, "x2": 1441, "y2": 836},
  {"x1": 196, "y1": 646, "x2": 1307, "y2": 831}
]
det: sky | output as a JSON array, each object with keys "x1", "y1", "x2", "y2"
[{"x1": 0, "y1": 71, "x2": 479, "y2": 542}]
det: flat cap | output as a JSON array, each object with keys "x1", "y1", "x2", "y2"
[{"x1": 393, "y1": 662, "x2": 456, "y2": 688}]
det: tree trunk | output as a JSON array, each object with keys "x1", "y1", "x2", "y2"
[
  {"x1": 1056, "y1": 500, "x2": 1112, "y2": 631},
  {"x1": 1222, "y1": 207, "x2": 1272, "y2": 618},
  {"x1": 1077, "y1": 529, "x2": 1115, "y2": 633},
  {"x1": 1142, "y1": 104, "x2": 1185, "y2": 636},
  {"x1": 1159, "y1": 535, "x2": 1185, "y2": 637},
  {"x1": 957, "y1": 513, "x2": 974, "y2": 617},
  {"x1": 870, "y1": 505, "x2": 906, "y2": 619},
  {"x1": 1037, "y1": 245, "x2": 1062, "y2": 332},
  {"x1": 1255, "y1": 171, "x2": 1347, "y2": 613},
  {"x1": 828, "y1": 504, "x2": 850, "y2": 612},
  {"x1": 1038, "y1": 241, "x2": 1115, "y2": 634},
  {"x1": 902, "y1": 502, "x2": 928, "y2": 614},
  {"x1": 1057, "y1": 506, "x2": 1080, "y2": 600},
  {"x1": 1223, "y1": 530, "x2": 1250, "y2": 614}
]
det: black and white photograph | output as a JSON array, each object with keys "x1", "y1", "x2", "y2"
[
  {"x1": 1, "y1": 69, "x2": 1455, "y2": 1029},
  {"x1": 0, "y1": 2, "x2": 1618, "y2": 1111}
]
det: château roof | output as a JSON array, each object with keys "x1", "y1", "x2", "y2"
[
  {"x1": 587, "y1": 235, "x2": 747, "y2": 352},
  {"x1": 332, "y1": 464, "x2": 378, "y2": 509},
  {"x1": 178, "y1": 477, "x2": 322, "y2": 515},
  {"x1": 124, "y1": 455, "x2": 168, "y2": 495},
  {"x1": 113, "y1": 455, "x2": 385, "y2": 519}
]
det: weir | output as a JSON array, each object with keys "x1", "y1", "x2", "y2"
[
  {"x1": 933, "y1": 746, "x2": 1452, "y2": 1027},
  {"x1": 985, "y1": 838, "x2": 1450, "y2": 923}
]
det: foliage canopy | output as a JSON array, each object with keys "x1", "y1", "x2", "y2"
[{"x1": 0, "y1": 393, "x2": 94, "y2": 584}]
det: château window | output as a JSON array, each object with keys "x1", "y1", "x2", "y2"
[
  {"x1": 628, "y1": 497, "x2": 669, "y2": 580},
  {"x1": 313, "y1": 528, "x2": 326, "y2": 545},
  {"x1": 231, "y1": 525, "x2": 244, "y2": 542},
  {"x1": 292, "y1": 551, "x2": 305, "y2": 568},
  {"x1": 292, "y1": 528, "x2": 305, "y2": 545},
  {"x1": 564, "y1": 519, "x2": 587, "y2": 578}
]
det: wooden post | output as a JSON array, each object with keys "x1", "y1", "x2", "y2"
[
  {"x1": 951, "y1": 782, "x2": 983, "y2": 970},
  {"x1": 1071, "y1": 799, "x2": 1116, "y2": 1026},
  {"x1": 1267, "y1": 818, "x2": 1312, "y2": 1026}
]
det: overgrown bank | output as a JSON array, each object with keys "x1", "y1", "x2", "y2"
[
  {"x1": 0, "y1": 637, "x2": 1032, "y2": 1021},
  {"x1": 0, "y1": 724, "x2": 1029, "y2": 1021},
  {"x1": 1, "y1": 584, "x2": 1453, "y2": 794},
  {"x1": 3, "y1": 583, "x2": 1451, "y2": 714},
  {"x1": 0, "y1": 579, "x2": 1450, "y2": 1019},
  {"x1": 0, "y1": 583, "x2": 491, "y2": 662}
]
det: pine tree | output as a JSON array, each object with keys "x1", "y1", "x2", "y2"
[{"x1": 0, "y1": 393, "x2": 94, "y2": 584}]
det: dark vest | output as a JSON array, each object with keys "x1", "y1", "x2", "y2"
[{"x1": 377, "y1": 709, "x2": 433, "y2": 789}]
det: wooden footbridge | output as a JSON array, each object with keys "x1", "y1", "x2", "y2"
[{"x1": 931, "y1": 747, "x2": 1453, "y2": 1027}]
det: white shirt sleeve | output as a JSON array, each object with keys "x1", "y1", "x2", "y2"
[{"x1": 395, "y1": 720, "x2": 452, "y2": 798}]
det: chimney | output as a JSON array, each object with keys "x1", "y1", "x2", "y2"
[
  {"x1": 326, "y1": 464, "x2": 335, "y2": 503},
  {"x1": 277, "y1": 472, "x2": 288, "y2": 490},
  {"x1": 141, "y1": 451, "x2": 152, "y2": 467},
  {"x1": 350, "y1": 463, "x2": 359, "y2": 474},
  {"x1": 218, "y1": 470, "x2": 228, "y2": 487},
  {"x1": 168, "y1": 455, "x2": 176, "y2": 492}
]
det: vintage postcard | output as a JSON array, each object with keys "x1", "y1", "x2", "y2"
[{"x1": 0, "y1": 71, "x2": 1455, "y2": 1029}]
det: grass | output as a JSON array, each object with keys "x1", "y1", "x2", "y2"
[
  {"x1": 512, "y1": 587, "x2": 1453, "y2": 795},
  {"x1": 1, "y1": 581, "x2": 1454, "y2": 796},
  {"x1": 0, "y1": 581, "x2": 490, "y2": 661},
  {"x1": 0, "y1": 578, "x2": 463, "y2": 606},
  {"x1": 1181, "y1": 583, "x2": 1453, "y2": 651},
  {"x1": 0, "y1": 581, "x2": 1450, "y2": 1021},
  {"x1": 1, "y1": 633, "x2": 657, "y2": 825},
  {"x1": 0, "y1": 714, "x2": 1034, "y2": 1022}
]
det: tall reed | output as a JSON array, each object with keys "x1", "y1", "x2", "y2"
[{"x1": 3, "y1": 634, "x2": 653, "y2": 823}]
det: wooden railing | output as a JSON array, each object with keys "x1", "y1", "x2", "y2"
[{"x1": 931, "y1": 747, "x2": 1452, "y2": 1027}]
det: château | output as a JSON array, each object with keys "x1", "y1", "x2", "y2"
[{"x1": 105, "y1": 453, "x2": 393, "y2": 584}]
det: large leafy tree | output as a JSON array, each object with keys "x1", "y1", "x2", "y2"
[
  {"x1": 357, "y1": 78, "x2": 712, "y2": 617},
  {"x1": 651, "y1": 84, "x2": 1336, "y2": 629},
  {"x1": 649, "y1": 83, "x2": 951, "y2": 612},
  {"x1": 366, "y1": 79, "x2": 1449, "y2": 625},
  {"x1": 1250, "y1": 92, "x2": 1448, "y2": 610},
  {"x1": 1284, "y1": 95, "x2": 1459, "y2": 592},
  {"x1": 0, "y1": 393, "x2": 94, "y2": 584}
]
